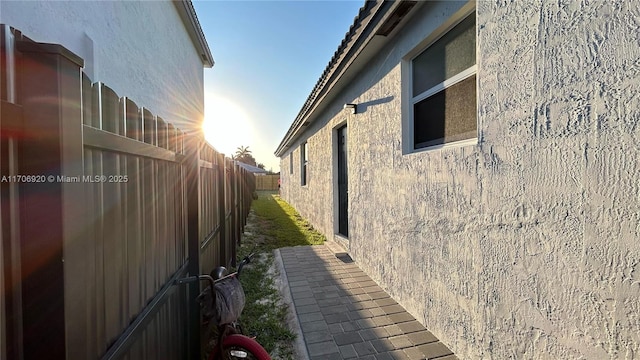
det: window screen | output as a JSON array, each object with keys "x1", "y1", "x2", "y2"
[{"x1": 411, "y1": 12, "x2": 476, "y2": 150}]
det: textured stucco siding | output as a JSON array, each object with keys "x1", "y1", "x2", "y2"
[
  {"x1": 280, "y1": 1, "x2": 640, "y2": 359},
  {"x1": 0, "y1": 1, "x2": 205, "y2": 134}
]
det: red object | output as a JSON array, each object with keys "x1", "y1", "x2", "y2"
[{"x1": 210, "y1": 334, "x2": 271, "y2": 360}]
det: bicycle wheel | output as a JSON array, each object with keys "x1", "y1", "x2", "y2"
[{"x1": 212, "y1": 334, "x2": 271, "y2": 360}]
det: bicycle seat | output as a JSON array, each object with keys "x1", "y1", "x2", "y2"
[{"x1": 211, "y1": 266, "x2": 228, "y2": 280}]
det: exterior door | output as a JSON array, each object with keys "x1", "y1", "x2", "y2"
[{"x1": 337, "y1": 125, "x2": 348, "y2": 237}]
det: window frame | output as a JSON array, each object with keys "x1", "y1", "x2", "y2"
[
  {"x1": 300, "y1": 142, "x2": 308, "y2": 186},
  {"x1": 289, "y1": 152, "x2": 293, "y2": 174},
  {"x1": 403, "y1": 4, "x2": 477, "y2": 154}
]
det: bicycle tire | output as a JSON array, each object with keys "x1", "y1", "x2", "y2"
[{"x1": 210, "y1": 334, "x2": 271, "y2": 360}]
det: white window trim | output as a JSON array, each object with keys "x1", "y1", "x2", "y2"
[
  {"x1": 414, "y1": 137, "x2": 478, "y2": 153},
  {"x1": 412, "y1": 65, "x2": 477, "y2": 104}
]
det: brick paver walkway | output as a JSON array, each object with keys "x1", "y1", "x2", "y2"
[{"x1": 276, "y1": 244, "x2": 457, "y2": 360}]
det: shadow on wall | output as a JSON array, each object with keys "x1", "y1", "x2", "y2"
[{"x1": 355, "y1": 96, "x2": 394, "y2": 114}]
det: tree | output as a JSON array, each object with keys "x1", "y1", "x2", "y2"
[
  {"x1": 257, "y1": 163, "x2": 265, "y2": 170},
  {"x1": 234, "y1": 146, "x2": 257, "y2": 166},
  {"x1": 234, "y1": 146, "x2": 251, "y2": 159}
]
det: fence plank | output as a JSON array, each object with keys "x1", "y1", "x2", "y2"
[
  {"x1": 126, "y1": 152, "x2": 143, "y2": 322},
  {"x1": 82, "y1": 73, "x2": 93, "y2": 126},
  {"x1": 157, "y1": 117, "x2": 167, "y2": 150},
  {"x1": 158, "y1": 154, "x2": 168, "y2": 285},
  {"x1": 117, "y1": 96, "x2": 131, "y2": 334},
  {"x1": 143, "y1": 155, "x2": 156, "y2": 302},
  {"x1": 100, "y1": 84, "x2": 120, "y2": 133},
  {"x1": 142, "y1": 109, "x2": 156, "y2": 146},
  {"x1": 168, "y1": 124, "x2": 176, "y2": 153},
  {"x1": 102, "y1": 141, "x2": 123, "y2": 348},
  {"x1": 123, "y1": 99, "x2": 142, "y2": 324},
  {"x1": 124, "y1": 98, "x2": 141, "y2": 141},
  {"x1": 198, "y1": 143, "x2": 220, "y2": 274},
  {"x1": 89, "y1": 88, "x2": 107, "y2": 356},
  {"x1": 99, "y1": 84, "x2": 126, "y2": 348}
]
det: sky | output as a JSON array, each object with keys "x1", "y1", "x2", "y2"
[{"x1": 192, "y1": 0, "x2": 364, "y2": 173}]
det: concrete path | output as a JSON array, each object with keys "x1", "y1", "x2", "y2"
[{"x1": 275, "y1": 244, "x2": 457, "y2": 360}]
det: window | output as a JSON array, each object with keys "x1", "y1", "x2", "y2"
[
  {"x1": 410, "y1": 13, "x2": 476, "y2": 150},
  {"x1": 289, "y1": 153, "x2": 293, "y2": 174},
  {"x1": 300, "y1": 142, "x2": 307, "y2": 185}
]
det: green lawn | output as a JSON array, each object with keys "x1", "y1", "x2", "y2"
[
  {"x1": 234, "y1": 191, "x2": 325, "y2": 359},
  {"x1": 250, "y1": 191, "x2": 325, "y2": 250}
]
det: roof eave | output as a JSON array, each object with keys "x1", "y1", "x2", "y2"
[
  {"x1": 274, "y1": 0, "x2": 421, "y2": 157},
  {"x1": 174, "y1": 0, "x2": 215, "y2": 68}
]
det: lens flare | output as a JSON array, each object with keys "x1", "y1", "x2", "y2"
[{"x1": 202, "y1": 93, "x2": 253, "y2": 157}]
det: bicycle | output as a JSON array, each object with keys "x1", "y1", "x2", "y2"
[{"x1": 196, "y1": 253, "x2": 271, "y2": 360}]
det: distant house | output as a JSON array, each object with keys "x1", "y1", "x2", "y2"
[
  {"x1": 276, "y1": 1, "x2": 639, "y2": 358},
  {"x1": 235, "y1": 161, "x2": 268, "y2": 175},
  {"x1": 0, "y1": 0, "x2": 213, "y2": 135}
]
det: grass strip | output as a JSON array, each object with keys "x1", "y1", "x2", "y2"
[
  {"x1": 236, "y1": 250, "x2": 294, "y2": 359},
  {"x1": 233, "y1": 191, "x2": 326, "y2": 359},
  {"x1": 250, "y1": 191, "x2": 326, "y2": 250}
]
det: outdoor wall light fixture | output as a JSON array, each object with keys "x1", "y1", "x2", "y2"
[{"x1": 344, "y1": 103, "x2": 357, "y2": 114}]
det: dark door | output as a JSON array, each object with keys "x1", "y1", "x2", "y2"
[{"x1": 337, "y1": 125, "x2": 348, "y2": 237}]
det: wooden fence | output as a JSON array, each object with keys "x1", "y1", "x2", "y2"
[
  {"x1": 255, "y1": 174, "x2": 280, "y2": 191},
  {"x1": 0, "y1": 25, "x2": 254, "y2": 360}
]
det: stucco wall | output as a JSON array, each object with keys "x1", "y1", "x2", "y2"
[
  {"x1": 0, "y1": 0, "x2": 205, "y2": 134},
  {"x1": 279, "y1": 1, "x2": 640, "y2": 358}
]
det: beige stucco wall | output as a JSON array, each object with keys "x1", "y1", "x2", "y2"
[{"x1": 279, "y1": 1, "x2": 640, "y2": 358}]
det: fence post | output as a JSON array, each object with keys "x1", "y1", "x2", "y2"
[
  {"x1": 229, "y1": 160, "x2": 237, "y2": 265},
  {"x1": 231, "y1": 163, "x2": 237, "y2": 248},
  {"x1": 217, "y1": 153, "x2": 227, "y2": 267},
  {"x1": 15, "y1": 39, "x2": 84, "y2": 359},
  {"x1": 1, "y1": 25, "x2": 22, "y2": 360},
  {"x1": 184, "y1": 136, "x2": 201, "y2": 359}
]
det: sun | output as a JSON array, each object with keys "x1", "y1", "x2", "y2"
[{"x1": 202, "y1": 93, "x2": 253, "y2": 157}]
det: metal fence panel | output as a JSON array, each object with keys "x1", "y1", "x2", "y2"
[{"x1": 0, "y1": 25, "x2": 255, "y2": 360}]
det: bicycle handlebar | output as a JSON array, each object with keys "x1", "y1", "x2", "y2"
[
  {"x1": 236, "y1": 253, "x2": 254, "y2": 279},
  {"x1": 197, "y1": 253, "x2": 254, "y2": 287}
]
